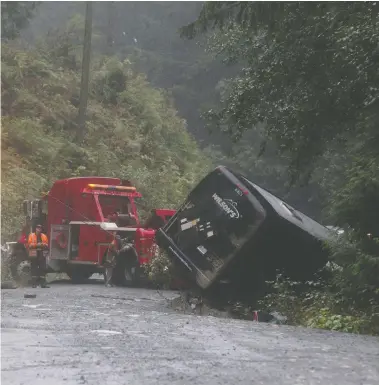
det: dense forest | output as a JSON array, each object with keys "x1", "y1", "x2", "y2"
[
  {"x1": 1, "y1": 2, "x2": 378, "y2": 334},
  {"x1": 1, "y1": 2, "x2": 213, "y2": 241},
  {"x1": 13, "y1": 1, "x2": 322, "y2": 216}
]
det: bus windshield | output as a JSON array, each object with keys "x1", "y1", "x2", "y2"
[{"x1": 164, "y1": 167, "x2": 265, "y2": 282}]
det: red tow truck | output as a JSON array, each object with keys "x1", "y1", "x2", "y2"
[{"x1": 7, "y1": 177, "x2": 176, "y2": 286}]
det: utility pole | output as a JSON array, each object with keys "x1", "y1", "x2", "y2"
[
  {"x1": 76, "y1": 1, "x2": 93, "y2": 143},
  {"x1": 106, "y1": 1, "x2": 115, "y2": 55}
]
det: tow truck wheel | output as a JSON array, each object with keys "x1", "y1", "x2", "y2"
[
  {"x1": 13, "y1": 259, "x2": 31, "y2": 286},
  {"x1": 9, "y1": 249, "x2": 31, "y2": 286}
]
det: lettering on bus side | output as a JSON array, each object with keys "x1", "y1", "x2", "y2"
[{"x1": 212, "y1": 193, "x2": 240, "y2": 219}]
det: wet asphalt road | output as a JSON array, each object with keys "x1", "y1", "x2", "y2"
[{"x1": 1, "y1": 278, "x2": 379, "y2": 385}]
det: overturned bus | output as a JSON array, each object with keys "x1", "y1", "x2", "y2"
[{"x1": 156, "y1": 166, "x2": 333, "y2": 301}]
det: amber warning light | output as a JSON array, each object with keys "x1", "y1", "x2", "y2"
[{"x1": 87, "y1": 184, "x2": 136, "y2": 192}]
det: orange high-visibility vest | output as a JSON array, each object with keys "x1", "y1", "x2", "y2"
[{"x1": 27, "y1": 233, "x2": 48, "y2": 249}]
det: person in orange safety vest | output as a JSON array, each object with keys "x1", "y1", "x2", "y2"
[{"x1": 27, "y1": 224, "x2": 49, "y2": 288}]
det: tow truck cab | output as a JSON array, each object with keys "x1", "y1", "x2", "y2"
[{"x1": 156, "y1": 166, "x2": 333, "y2": 296}]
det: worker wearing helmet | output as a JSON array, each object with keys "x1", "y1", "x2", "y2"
[
  {"x1": 104, "y1": 231, "x2": 121, "y2": 287},
  {"x1": 27, "y1": 224, "x2": 49, "y2": 288}
]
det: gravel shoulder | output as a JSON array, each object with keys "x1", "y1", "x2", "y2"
[{"x1": 2, "y1": 279, "x2": 379, "y2": 385}]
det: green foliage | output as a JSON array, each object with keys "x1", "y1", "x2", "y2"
[
  {"x1": 1, "y1": 1, "x2": 40, "y2": 40},
  {"x1": 306, "y1": 309, "x2": 367, "y2": 334},
  {"x1": 36, "y1": 13, "x2": 104, "y2": 71},
  {"x1": 1, "y1": 35, "x2": 212, "y2": 241},
  {"x1": 182, "y1": 2, "x2": 379, "y2": 181},
  {"x1": 327, "y1": 233, "x2": 379, "y2": 314},
  {"x1": 143, "y1": 251, "x2": 174, "y2": 289},
  {"x1": 328, "y1": 160, "x2": 379, "y2": 236},
  {"x1": 259, "y1": 272, "x2": 379, "y2": 335}
]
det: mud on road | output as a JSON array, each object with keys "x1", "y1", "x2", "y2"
[{"x1": 2, "y1": 278, "x2": 379, "y2": 385}]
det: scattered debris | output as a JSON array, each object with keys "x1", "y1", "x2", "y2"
[
  {"x1": 169, "y1": 292, "x2": 230, "y2": 318},
  {"x1": 252, "y1": 311, "x2": 288, "y2": 324},
  {"x1": 169, "y1": 291, "x2": 288, "y2": 324},
  {"x1": 269, "y1": 311, "x2": 288, "y2": 324},
  {"x1": 90, "y1": 294, "x2": 152, "y2": 301},
  {"x1": 24, "y1": 294, "x2": 37, "y2": 299},
  {"x1": 91, "y1": 294, "x2": 133, "y2": 301}
]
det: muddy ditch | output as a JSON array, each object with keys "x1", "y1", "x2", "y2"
[{"x1": 167, "y1": 291, "x2": 287, "y2": 324}]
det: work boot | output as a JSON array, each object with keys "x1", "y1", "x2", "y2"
[{"x1": 40, "y1": 278, "x2": 50, "y2": 288}]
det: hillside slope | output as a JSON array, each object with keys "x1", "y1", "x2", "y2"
[{"x1": 1, "y1": 42, "x2": 212, "y2": 240}]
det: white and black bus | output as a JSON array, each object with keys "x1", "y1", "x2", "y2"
[{"x1": 156, "y1": 166, "x2": 333, "y2": 295}]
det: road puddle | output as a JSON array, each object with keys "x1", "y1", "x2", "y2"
[
  {"x1": 22, "y1": 304, "x2": 45, "y2": 309},
  {"x1": 90, "y1": 330, "x2": 122, "y2": 335}
]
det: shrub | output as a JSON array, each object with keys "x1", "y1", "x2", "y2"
[{"x1": 1, "y1": 40, "x2": 212, "y2": 242}]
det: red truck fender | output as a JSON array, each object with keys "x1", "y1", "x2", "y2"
[{"x1": 134, "y1": 228, "x2": 157, "y2": 265}]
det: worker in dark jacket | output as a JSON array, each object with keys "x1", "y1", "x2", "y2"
[
  {"x1": 104, "y1": 231, "x2": 121, "y2": 287},
  {"x1": 27, "y1": 224, "x2": 49, "y2": 288},
  {"x1": 104, "y1": 231, "x2": 138, "y2": 287}
]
